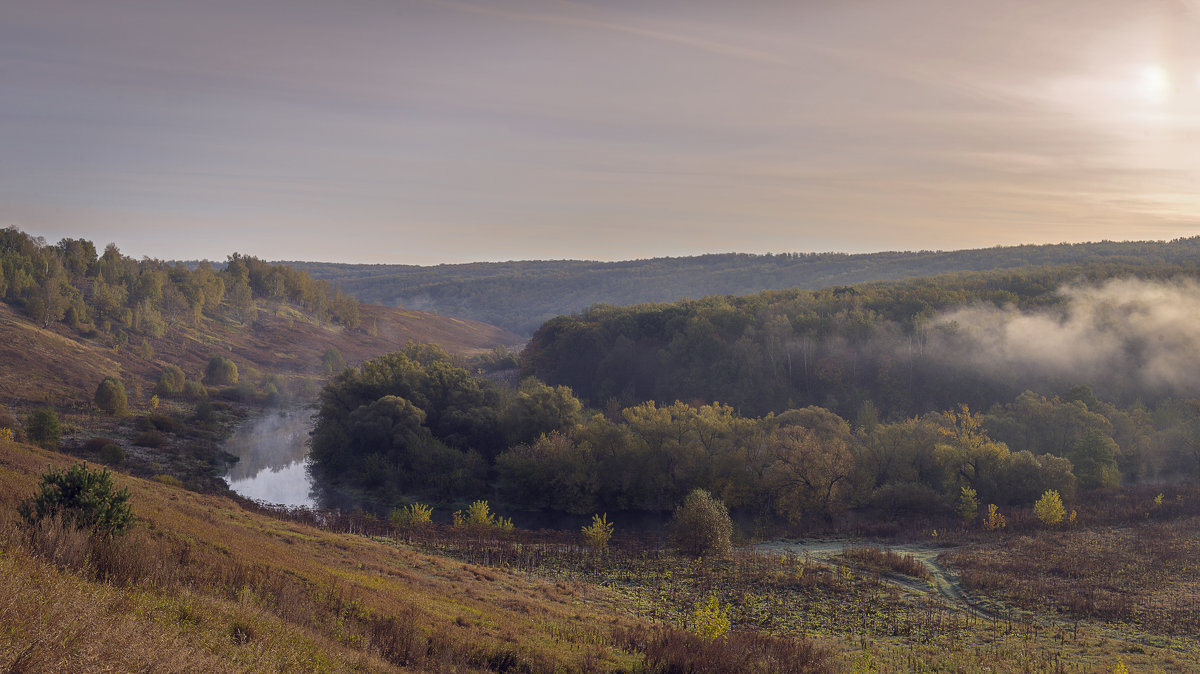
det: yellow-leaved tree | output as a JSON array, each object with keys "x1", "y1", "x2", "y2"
[{"x1": 1034, "y1": 489, "x2": 1065, "y2": 526}]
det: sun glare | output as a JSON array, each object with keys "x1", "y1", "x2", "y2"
[{"x1": 1138, "y1": 65, "x2": 1171, "y2": 104}]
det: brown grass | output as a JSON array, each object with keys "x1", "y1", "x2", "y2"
[
  {"x1": 0, "y1": 440, "x2": 652, "y2": 672},
  {"x1": 839, "y1": 546, "x2": 932, "y2": 582},
  {"x1": 942, "y1": 517, "x2": 1200, "y2": 636}
]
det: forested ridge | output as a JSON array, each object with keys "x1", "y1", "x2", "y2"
[
  {"x1": 288, "y1": 237, "x2": 1200, "y2": 335},
  {"x1": 1, "y1": 227, "x2": 361, "y2": 341}
]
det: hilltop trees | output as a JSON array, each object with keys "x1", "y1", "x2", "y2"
[{"x1": 0, "y1": 227, "x2": 364, "y2": 342}]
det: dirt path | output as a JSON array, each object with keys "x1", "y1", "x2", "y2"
[{"x1": 756, "y1": 539, "x2": 994, "y2": 618}]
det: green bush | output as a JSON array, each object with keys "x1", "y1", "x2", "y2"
[
  {"x1": 581, "y1": 513, "x2": 614, "y2": 550},
  {"x1": 94, "y1": 376, "x2": 128, "y2": 416},
  {"x1": 389, "y1": 502, "x2": 434, "y2": 528},
  {"x1": 156, "y1": 365, "x2": 186, "y2": 396},
  {"x1": 19, "y1": 462, "x2": 134, "y2": 536},
  {"x1": 204, "y1": 356, "x2": 239, "y2": 386},
  {"x1": 669, "y1": 489, "x2": 733, "y2": 559},
  {"x1": 25, "y1": 408, "x2": 61, "y2": 450},
  {"x1": 98, "y1": 443, "x2": 125, "y2": 466},
  {"x1": 183, "y1": 379, "x2": 208, "y2": 401}
]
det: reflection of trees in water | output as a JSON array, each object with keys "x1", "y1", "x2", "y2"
[{"x1": 224, "y1": 410, "x2": 316, "y2": 481}]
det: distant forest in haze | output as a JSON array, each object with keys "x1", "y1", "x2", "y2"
[{"x1": 287, "y1": 238, "x2": 1200, "y2": 335}]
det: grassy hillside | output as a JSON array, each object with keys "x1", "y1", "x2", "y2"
[
  {"x1": 4, "y1": 435, "x2": 1199, "y2": 672},
  {"x1": 0, "y1": 300, "x2": 520, "y2": 409},
  {"x1": 287, "y1": 237, "x2": 1200, "y2": 335}
]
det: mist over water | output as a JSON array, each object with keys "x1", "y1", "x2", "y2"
[
  {"x1": 932, "y1": 277, "x2": 1200, "y2": 400},
  {"x1": 223, "y1": 409, "x2": 317, "y2": 507}
]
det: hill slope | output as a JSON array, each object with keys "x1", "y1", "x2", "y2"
[{"x1": 287, "y1": 237, "x2": 1200, "y2": 335}]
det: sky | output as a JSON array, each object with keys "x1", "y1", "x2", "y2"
[{"x1": 3, "y1": 0, "x2": 1199, "y2": 264}]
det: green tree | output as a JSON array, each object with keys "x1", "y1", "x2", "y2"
[
  {"x1": 204, "y1": 355, "x2": 239, "y2": 386},
  {"x1": 669, "y1": 488, "x2": 733, "y2": 559},
  {"x1": 956, "y1": 486, "x2": 979, "y2": 522},
  {"x1": 321, "y1": 347, "x2": 345, "y2": 376},
  {"x1": 19, "y1": 462, "x2": 134, "y2": 536},
  {"x1": 94, "y1": 376, "x2": 128, "y2": 416},
  {"x1": 26, "y1": 408, "x2": 61, "y2": 450}
]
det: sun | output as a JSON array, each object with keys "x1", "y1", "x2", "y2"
[{"x1": 1137, "y1": 64, "x2": 1172, "y2": 104}]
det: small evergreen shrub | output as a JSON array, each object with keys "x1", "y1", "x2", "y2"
[{"x1": 19, "y1": 462, "x2": 134, "y2": 536}]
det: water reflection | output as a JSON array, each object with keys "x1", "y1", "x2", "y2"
[{"x1": 223, "y1": 409, "x2": 317, "y2": 507}]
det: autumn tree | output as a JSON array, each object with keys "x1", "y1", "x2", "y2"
[{"x1": 669, "y1": 488, "x2": 733, "y2": 558}]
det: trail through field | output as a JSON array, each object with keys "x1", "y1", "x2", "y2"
[{"x1": 756, "y1": 539, "x2": 994, "y2": 619}]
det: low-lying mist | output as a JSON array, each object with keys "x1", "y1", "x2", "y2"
[{"x1": 933, "y1": 277, "x2": 1200, "y2": 401}]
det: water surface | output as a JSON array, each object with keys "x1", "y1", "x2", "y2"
[{"x1": 223, "y1": 409, "x2": 317, "y2": 507}]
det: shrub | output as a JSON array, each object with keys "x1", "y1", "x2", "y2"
[
  {"x1": 691, "y1": 597, "x2": 731, "y2": 641},
  {"x1": 18, "y1": 462, "x2": 134, "y2": 536},
  {"x1": 581, "y1": 513, "x2": 614, "y2": 550},
  {"x1": 183, "y1": 379, "x2": 208, "y2": 401},
  {"x1": 670, "y1": 489, "x2": 733, "y2": 559},
  {"x1": 204, "y1": 355, "x2": 239, "y2": 385},
  {"x1": 983, "y1": 503, "x2": 1007, "y2": 531},
  {"x1": 452, "y1": 500, "x2": 513, "y2": 531},
  {"x1": 151, "y1": 474, "x2": 184, "y2": 488},
  {"x1": 956, "y1": 486, "x2": 979, "y2": 522},
  {"x1": 26, "y1": 408, "x2": 62, "y2": 450},
  {"x1": 389, "y1": 502, "x2": 433, "y2": 528},
  {"x1": 94, "y1": 376, "x2": 128, "y2": 415},
  {"x1": 98, "y1": 443, "x2": 124, "y2": 466},
  {"x1": 1034, "y1": 489, "x2": 1065, "y2": 526},
  {"x1": 133, "y1": 430, "x2": 167, "y2": 448},
  {"x1": 156, "y1": 365, "x2": 186, "y2": 396}
]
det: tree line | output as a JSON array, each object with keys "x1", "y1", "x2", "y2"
[
  {"x1": 520, "y1": 261, "x2": 1200, "y2": 420},
  {"x1": 0, "y1": 227, "x2": 360, "y2": 341},
  {"x1": 311, "y1": 343, "x2": 1200, "y2": 524}
]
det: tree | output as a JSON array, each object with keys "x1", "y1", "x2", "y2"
[
  {"x1": 94, "y1": 376, "x2": 128, "y2": 416},
  {"x1": 669, "y1": 488, "x2": 733, "y2": 559},
  {"x1": 26, "y1": 408, "x2": 61, "y2": 450},
  {"x1": 956, "y1": 486, "x2": 979, "y2": 522},
  {"x1": 321, "y1": 347, "x2": 345, "y2": 376},
  {"x1": 19, "y1": 462, "x2": 134, "y2": 536},
  {"x1": 204, "y1": 355, "x2": 239, "y2": 386},
  {"x1": 1034, "y1": 489, "x2": 1065, "y2": 526},
  {"x1": 766, "y1": 411, "x2": 856, "y2": 523}
]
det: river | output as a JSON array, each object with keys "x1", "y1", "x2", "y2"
[{"x1": 223, "y1": 408, "x2": 318, "y2": 507}]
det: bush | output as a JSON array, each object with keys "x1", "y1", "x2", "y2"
[
  {"x1": 26, "y1": 408, "x2": 61, "y2": 450},
  {"x1": 204, "y1": 355, "x2": 239, "y2": 385},
  {"x1": 669, "y1": 489, "x2": 733, "y2": 559},
  {"x1": 389, "y1": 502, "x2": 433, "y2": 528},
  {"x1": 150, "y1": 474, "x2": 184, "y2": 488},
  {"x1": 18, "y1": 462, "x2": 134, "y2": 536},
  {"x1": 581, "y1": 513, "x2": 614, "y2": 550},
  {"x1": 183, "y1": 379, "x2": 208, "y2": 401},
  {"x1": 98, "y1": 443, "x2": 124, "y2": 466},
  {"x1": 156, "y1": 365, "x2": 186, "y2": 396},
  {"x1": 451, "y1": 500, "x2": 513, "y2": 531},
  {"x1": 133, "y1": 430, "x2": 167, "y2": 448},
  {"x1": 94, "y1": 376, "x2": 128, "y2": 416}
]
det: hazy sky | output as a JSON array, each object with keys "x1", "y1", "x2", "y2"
[{"x1": 3, "y1": 0, "x2": 1199, "y2": 263}]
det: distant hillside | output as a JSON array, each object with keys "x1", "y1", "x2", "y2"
[
  {"x1": 0, "y1": 227, "x2": 521, "y2": 408},
  {"x1": 286, "y1": 238, "x2": 1200, "y2": 335}
]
